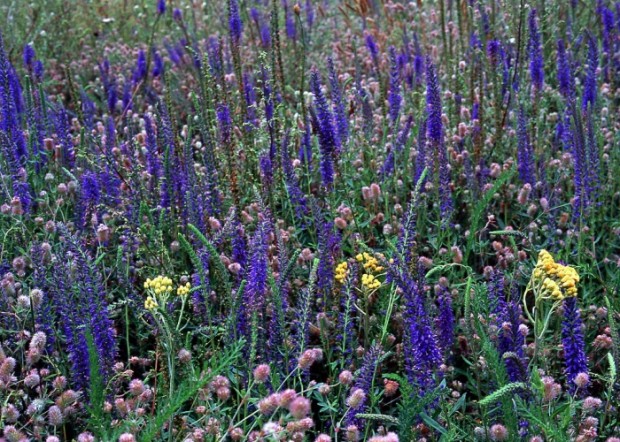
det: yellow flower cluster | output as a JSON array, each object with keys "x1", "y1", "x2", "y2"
[
  {"x1": 355, "y1": 252, "x2": 384, "y2": 273},
  {"x1": 144, "y1": 276, "x2": 173, "y2": 294},
  {"x1": 361, "y1": 273, "x2": 381, "y2": 290},
  {"x1": 355, "y1": 252, "x2": 385, "y2": 290},
  {"x1": 145, "y1": 296, "x2": 158, "y2": 310},
  {"x1": 176, "y1": 282, "x2": 191, "y2": 297},
  {"x1": 335, "y1": 261, "x2": 349, "y2": 284},
  {"x1": 532, "y1": 250, "x2": 579, "y2": 300}
]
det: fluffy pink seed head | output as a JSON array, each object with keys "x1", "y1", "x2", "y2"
[
  {"x1": 258, "y1": 394, "x2": 279, "y2": 415},
  {"x1": 177, "y1": 349, "x2": 192, "y2": 364},
  {"x1": 0, "y1": 357, "x2": 16, "y2": 376},
  {"x1": 419, "y1": 256, "x2": 433, "y2": 268},
  {"x1": 48, "y1": 405, "x2": 64, "y2": 426},
  {"x1": 298, "y1": 349, "x2": 317, "y2": 370},
  {"x1": 4, "y1": 426, "x2": 25, "y2": 442},
  {"x1": 583, "y1": 416, "x2": 599, "y2": 429},
  {"x1": 216, "y1": 386, "x2": 230, "y2": 401},
  {"x1": 58, "y1": 390, "x2": 78, "y2": 408},
  {"x1": 211, "y1": 375, "x2": 230, "y2": 389},
  {"x1": 30, "y1": 289, "x2": 44, "y2": 309},
  {"x1": 17, "y1": 295, "x2": 30, "y2": 308},
  {"x1": 77, "y1": 433, "x2": 95, "y2": 442},
  {"x1": 299, "y1": 417, "x2": 314, "y2": 429},
  {"x1": 489, "y1": 424, "x2": 509, "y2": 441},
  {"x1": 288, "y1": 396, "x2": 311, "y2": 419},
  {"x1": 228, "y1": 262, "x2": 242, "y2": 274},
  {"x1": 335, "y1": 216, "x2": 348, "y2": 229},
  {"x1": 372, "y1": 433, "x2": 399, "y2": 442},
  {"x1": 138, "y1": 388, "x2": 153, "y2": 403},
  {"x1": 53, "y1": 375, "x2": 67, "y2": 391},
  {"x1": 542, "y1": 376, "x2": 561, "y2": 402},
  {"x1": 574, "y1": 372, "x2": 590, "y2": 389},
  {"x1": 287, "y1": 417, "x2": 314, "y2": 432},
  {"x1": 311, "y1": 348, "x2": 323, "y2": 361},
  {"x1": 362, "y1": 186, "x2": 372, "y2": 201},
  {"x1": 345, "y1": 425, "x2": 360, "y2": 441},
  {"x1": 370, "y1": 183, "x2": 381, "y2": 199},
  {"x1": 451, "y1": 245, "x2": 463, "y2": 264},
  {"x1": 315, "y1": 435, "x2": 332, "y2": 442},
  {"x1": 229, "y1": 428, "x2": 244, "y2": 441},
  {"x1": 339, "y1": 370, "x2": 353, "y2": 385},
  {"x1": 346, "y1": 388, "x2": 366, "y2": 409},
  {"x1": 119, "y1": 434, "x2": 136, "y2": 442},
  {"x1": 129, "y1": 379, "x2": 145, "y2": 396},
  {"x1": 205, "y1": 417, "x2": 220, "y2": 435},
  {"x1": 29, "y1": 331, "x2": 47, "y2": 351},
  {"x1": 517, "y1": 183, "x2": 532, "y2": 205},
  {"x1": 115, "y1": 398, "x2": 128, "y2": 415},
  {"x1": 208, "y1": 217, "x2": 222, "y2": 230},
  {"x1": 583, "y1": 396, "x2": 603, "y2": 412},
  {"x1": 253, "y1": 364, "x2": 271, "y2": 383},
  {"x1": 2, "y1": 404, "x2": 19, "y2": 423},
  {"x1": 24, "y1": 373, "x2": 41, "y2": 388},
  {"x1": 46, "y1": 437, "x2": 61, "y2": 442},
  {"x1": 279, "y1": 389, "x2": 297, "y2": 407}
]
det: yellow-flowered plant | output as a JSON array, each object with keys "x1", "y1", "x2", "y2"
[
  {"x1": 355, "y1": 252, "x2": 385, "y2": 291},
  {"x1": 361, "y1": 273, "x2": 381, "y2": 290},
  {"x1": 176, "y1": 281, "x2": 192, "y2": 297},
  {"x1": 144, "y1": 296, "x2": 159, "y2": 311},
  {"x1": 355, "y1": 252, "x2": 384, "y2": 273},
  {"x1": 141, "y1": 275, "x2": 192, "y2": 405},
  {"x1": 335, "y1": 261, "x2": 349, "y2": 284},
  {"x1": 532, "y1": 250, "x2": 579, "y2": 300},
  {"x1": 144, "y1": 275, "x2": 173, "y2": 310},
  {"x1": 144, "y1": 275, "x2": 173, "y2": 295},
  {"x1": 525, "y1": 249, "x2": 580, "y2": 368},
  {"x1": 142, "y1": 275, "x2": 192, "y2": 312}
]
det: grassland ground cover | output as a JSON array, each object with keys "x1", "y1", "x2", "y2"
[{"x1": 1, "y1": 0, "x2": 620, "y2": 440}]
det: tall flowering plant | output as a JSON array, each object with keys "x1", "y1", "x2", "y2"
[
  {"x1": 523, "y1": 250, "x2": 587, "y2": 390},
  {"x1": 142, "y1": 275, "x2": 193, "y2": 401}
]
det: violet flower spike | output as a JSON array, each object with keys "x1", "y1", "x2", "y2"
[
  {"x1": 387, "y1": 46, "x2": 402, "y2": 125},
  {"x1": 310, "y1": 69, "x2": 339, "y2": 188},
  {"x1": 561, "y1": 297, "x2": 588, "y2": 394},
  {"x1": 582, "y1": 35, "x2": 598, "y2": 111},
  {"x1": 528, "y1": 9, "x2": 544, "y2": 90},
  {"x1": 228, "y1": 0, "x2": 243, "y2": 45},
  {"x1": 157, "y1": 0, "x2": 166, "y2": 15}
]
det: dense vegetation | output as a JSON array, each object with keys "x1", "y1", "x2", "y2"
[{"x1": 1, "y1": 0, "x2": 620, "y2": 440}]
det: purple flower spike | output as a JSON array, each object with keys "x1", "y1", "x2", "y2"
[
  {"x1": 557, "y1": 39, "x2": 573, "y2": 97},
  {"x1": 528, "y1": 9, "x2": 544, "y2": 90},
  {"x1": 387, "y1": 46, "x2": 402, "y2": 125},
  {"x1": 157, "y1": 0, "x2": 166, "y2": 15},
  {"x1": 582, "y1": 35, "x2": 598, "y2": 111},
  {"x1": 310, "y1": 69, "x2": 340, "y2": 188},
  {"x1": 23, "y1": 44, "x2": 35, "y2": 69},
  {"x1": 426, "y1": 58, "x2": 453, "y2": 221},
  {"x1": 228, "y1": 0, "x2": 243, "y2": 45},
  {"x1": 517, "y1": 107, "x2": 535, "y2": 186},
  {"x1": 562, "y1": 297, "x2": 588, "y2": 394}
]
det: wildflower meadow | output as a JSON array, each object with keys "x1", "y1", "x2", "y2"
[{"x1": 1, "y1": 0, "x2": 620, "y2": 440}]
